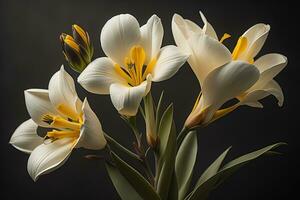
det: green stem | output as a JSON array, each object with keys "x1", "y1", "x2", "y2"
[{"x1": 104, "y1": 133, "x2": 141, "y2": 161}]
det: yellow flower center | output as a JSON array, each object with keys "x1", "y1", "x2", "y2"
[
  {"x1": 220, "y1": 33, "x2": 254, "y2": 64},
  {"x1": 115, "y1": 45, "x2": 156, "y2": 86},
  {"x1": 42, "y1": 104, "x2": 83, "y2": 142}
]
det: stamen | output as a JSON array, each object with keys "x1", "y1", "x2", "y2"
[
  {"x1": 57, "y1": 104, "x2": 80, "y2": 121},
  {"x1": 42, "y1": 114, "x2": 81, "y2": 131},
  {"x1": 142, "y1": 58, "x2": 156, "y2": 80},
  {"x1": 115, "y1": 64, "x2": 135, "y2": 86},
  {"x1": 220, "y1": 33, "x2": 231, "y2": 43}
]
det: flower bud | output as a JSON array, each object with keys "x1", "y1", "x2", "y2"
[
  {"x1": 60, "y1": 24, "x2": 94, "y2": 72},
  {"x1": 144, "y1": 94, "x2": 158, "y2": 148}
]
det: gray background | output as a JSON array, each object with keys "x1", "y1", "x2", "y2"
[{"x1": 0, "y1": 0, "x2": 296, "y2": 199}]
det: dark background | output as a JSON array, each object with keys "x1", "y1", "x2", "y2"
[{"x1": 0, "y1": 0, "x2": 297, "y2": 199}]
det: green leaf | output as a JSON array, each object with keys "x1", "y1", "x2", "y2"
[
  {"x1": 175, "y1": 131, "x2": 198, "y2": 200},
  {"x1": 168, "y1": 171, "x2": 179, "y2": 200},
  {"x1": 195, "y1": 146, "x2": 231, "y2": 188},
  {"x1": 187, "y1": 142, "x2": 286, "y2": 200},
  {"x1": 157, "y1": 121, "x2": 177, "y2": 200},
  {"x1": 111, "y1": 152, "x2": 160, "y2": 200},
  {"x1": 156, "y1": 91, "x2": 165, "y2": 130},
  {"x1": 105, "y1": 162, "x2": 143, "y2": 200},
  {"x1": 157, "y1": 104, "x2": 174, "y2": 161}
]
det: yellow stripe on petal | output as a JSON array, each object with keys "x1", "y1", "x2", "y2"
[
  {"x1": 142, "y1": 58, "x2": 156, "y2": 80},
  {"x1": 232, "y1": 36, "x2": 248, "y2": 60},
  {"x1": 64, "y1": 35, "x2": 80, "y2": 53},
  {"x1": 115, "y1": 64, "x2": 135, "y2": 86},
  {"x1": 73, "y1": 24, "x2": 88, "y2": 44},
  {"x1": 129, "y1": 45, "x2": 146, "y2": 84}
]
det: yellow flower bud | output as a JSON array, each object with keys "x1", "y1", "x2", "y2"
[{"x1": 60, "y1": 24, "x2": 93, "y2": 72}]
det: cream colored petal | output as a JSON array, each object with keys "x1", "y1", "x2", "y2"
[
  {"x1": 48, "y1": 65, "x2": 82, "y2": 114},
  {"x1": 188, "y1": 34, "x2": 232, "y2": 85},
  {"x1": 252, "y1": 53, "x2": 287, "y2": 87},
  {"x1": 201, "y1": 61, "x2": 260, "y2": 121},
  {"x1": 27, "y1": 138, "x2": 75, "y2": 181},
  {"x1": 199, "y1": 11, "x2": 218, "y2": 40},
  {"x1": 140, "y1": 14, "x2": 164, "y2": 64},
  {"x1": 109, "y1": 75, "x2": 152, "y2": 116},
  {"x1": 172, "y1": 14, "x2": 200, "y2": 55},
  {"x1": 241, "y1": 23, "x2": 270, "y2": 59},
  {"x1": 24, "y1": 89, "x2": 58, "y2": 127},
  {"x1": 151, "y1": 45, "x2": 188, "y2": 82},
  {"x1": 76, "y1": 98, "x2": 107, "y2": 150},
  {"x1": 101, "y1": 14, "x2": 141, "y2": 65},
  {"x1": 241, "y1": 79, "x2": 284, "y2": 107},
  {"x1": 78, "y1": 57, "x2": 126, "y2": 94},
  {"x1": 10, "y1": 119, "x2": 43, "y2": 154}
]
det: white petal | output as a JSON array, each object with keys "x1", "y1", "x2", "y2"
[
  {"x1": 201, "y1": 61, "x2": 260, "y2": 121},
  {"x1": 241, "y1": 23, "x2": 270, "y2": 59},
  {"x1": 76, "y1": 99, "x2": 107, "y2": 150},
  {"x1": 151, "y1": 45, "x2": 188, "y2": 82},
  {"x1": 10, "y1": 119, "x2": 43, "y2": 154},
  {"x1": 27, "y1": 138, "x2": 75, "y2": 181},
  {"x1": 172, "y1": 14, "x2": 201, "y2": 55},
  {"x1": 48, "y1": 66, "x2": 81, "y2": 114},
  {"x1": 109, "y1": 75, "x2": 152, "y2": 116},
  {"x1": 78, "y1": 57, "x2": 127, "y2": 94},
  {"x1": 188, "y1": 34, "x2": 232, "y2": 85},
  {"x1": 241, "y1": 79, "x2": 284, "y2": 107},
  {"x1": 140, "y1": 15, "x2": 164, "y2": 64},
  {"x1": 251, "y1": 53, "x2": 287, "y2": 89},
  {"x1": 24, "y1": 89, "x2": 58, "y2": 127},
  {"x1": 101, "y1": 14, "x2": 141, "y2": 65},
  {"x1": 199, "y1": 11, "x2": 218, "y2": 40}
]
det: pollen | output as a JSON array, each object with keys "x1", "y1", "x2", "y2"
[{"x1": 114, "y1": 45, "x2": 156, "y2": 86}]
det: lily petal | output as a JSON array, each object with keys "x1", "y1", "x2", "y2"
[
  {"x1": 151, "y1": 45, "x2": 188, "y2": 82},
  {"x1": 109, "y1": 75, "x2": 152, "y2": 116},
  {"x1": 49, "y1": 66, "x2": 82, "y2": 115},
  {"x1": 24, "y1": 89, "x2": 58, "y2": 127},
  {"x1": 201, "y1": 61, "x2": 260, "y2": 121},
  {"x1": 241, "y1": 23, "x2": 270, "y2": 59},
  {"x1": 140, "y1": 14, "x2": 164, "y2": 64},
  {"x1": 27, "y1": 138, "x2": 75, "y2": 181},
  {"x1": 250, "y1": 53, "x2": 287, "y2": 90},
  {"x1": 188, "y1": 34, "x2": 232, "y2": 85},
  {"x1": 78, "y1": 57, "x2": 127, "y2": 94},
  {"x1": 77, "y1": 98, "x2": 107, "y2": 150},
  {"x1": 101, "y1": 14, "x2": 141, "y2": 65},
  {"x1": 10, "y1": 119, "x2": 43, "y2": 154},
  {"x1": 199, "y1": 11, "x2": 218, "y2": 40},
  {"x1": 241, "y1": 79, "x2": 284, "y2": 107},
  {"x1": 172, "y1": 14, "x2": 201, "y2": 55}
]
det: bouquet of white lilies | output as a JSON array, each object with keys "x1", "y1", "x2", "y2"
[{"x1": 9, "y1": 11, "x2": 287, "y2": 200}]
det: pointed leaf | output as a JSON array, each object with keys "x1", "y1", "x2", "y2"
[
  {"x1": 175, "y1": 131, "x2": 198, "y2": 200},
  {"x1": 187, "y1": 142, "x2": 286, "y2": 200},
  {"x1": 158, "y1": 104, "x2": 174, "y2": 159},
  {"x1": 157, "y1": 121, "x2": 177, "y2": 199},
  {"x1": 195, "y1": 147, "x2": 231, "y2": 187},
  {"x1": 105, "y1": 162, "x2": 143, "y2": 200},
  {"x1": 156, "y1": 91, "x2": 165, "y2": 129},
  {"x1": 111, "y1": 152, "x2": 160, "y2": 200}
]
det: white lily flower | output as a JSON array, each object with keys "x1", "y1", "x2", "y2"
[
  {"x1": 172, "y1": 12, "x2": 287, "y2": 113},
  {"x1": 10, "y1": 66, "x2": 106, "y2": 181},
  {"x1": 78, "y1": 14, "x2": 188, "y2": 116},
  {"x1": 172, "y1": 12, "x2": 287, "y2": 127}
]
